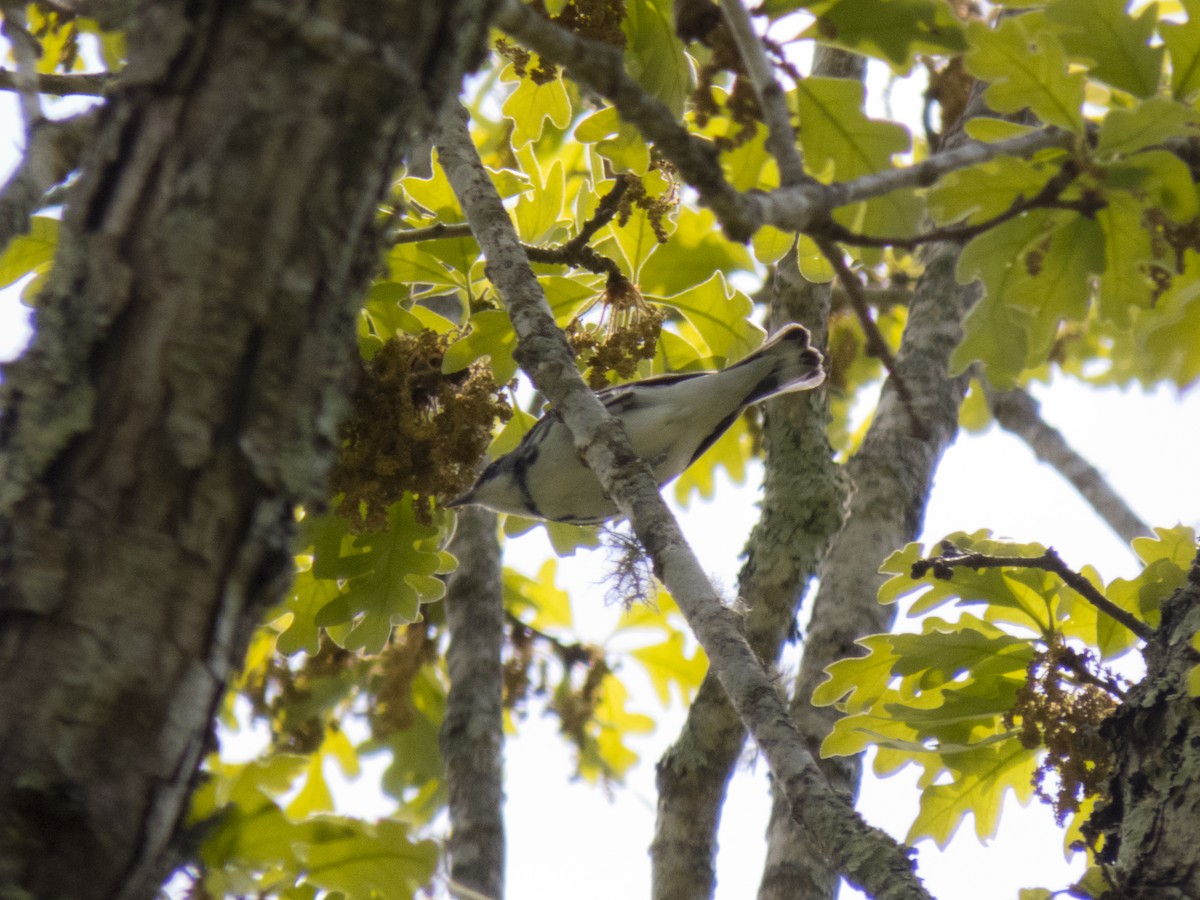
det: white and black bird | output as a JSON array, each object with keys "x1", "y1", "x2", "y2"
[{"x1": 448, "y1": 324, "x2": 825, "y2": 524}]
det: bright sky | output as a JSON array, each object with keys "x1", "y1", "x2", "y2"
[{"x1": 4, "y1": 55, "x2": 1200, "y2": 900}]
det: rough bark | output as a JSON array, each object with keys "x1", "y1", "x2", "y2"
[
  {"x1": 437, "y1": 103, "x2": 933, "y2": 900},
  {"x1": 651, "y1": 263, "x2": 848, "y2": 900},
  {"x1": 1083, "y1": 550, "x2": 1200, "y2": 899},
  {"x1": 442, "y1": 506, "x2": 506, "y2": 899},
  {"x1": 650, "y1": 47, "x2": 860, "y2": 900},
  {"x1": 0, "y1": 3, "x2": 495, "y2": 899},
  {"x1": 757, "y1": 84, "x2": 995, "y2": 899}
]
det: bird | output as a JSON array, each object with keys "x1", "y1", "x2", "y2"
[{"x1": 447, "y1": 324, "x2": 825, "y2": 524}]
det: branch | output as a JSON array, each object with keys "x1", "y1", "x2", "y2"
[
  {"x1": 391, "y1": 177, "x2": 630, "y2": 280},
  {"x1": 494, "y1": 0, "x2": 759, "y2": 240},
  {"x1": 717, "y1": 0, "x2": 806, "y2": 186},
  {"x1": 913, "y1": 544, "x2": 1155, "y2": 642},
  {"x1": 761, "y1": 80, "x2": 1006, "y2": 899},
  {"x1": 987, "y1": 386, "x2": 1151, "y2": 546},
  {"x1": 653, "y1": 249, "x2": 848, "y2": 900},
  {"x1": 441, "y1": 506, "x2": 506, "y2": 900},
  {"x1": 814, "y1": 159, "x2": 1084, "y2": 250},
  {"x1": 497, "y1": 0, "x2": 1076, "y2": 244},
  {"x1": 0, "y1": 109, "x2": 97, "y2": 256},
  {"x1": 0, "y1": 68, "x2": 112, "y2": 96},
  {"x1": 435, "y1": 101, "x2": 934, "y2": 900}
]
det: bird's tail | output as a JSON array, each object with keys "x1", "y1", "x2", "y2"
[{"x1": 730, "y1": 323, "x2": 826, "y2": 408}]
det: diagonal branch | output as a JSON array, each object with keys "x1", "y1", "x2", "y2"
[
  {"x1": 435, "y1": 100, "x2": 934, "y2": 900},
  {"x1": 717, "y1": 0, "x2": 806, "y2": 186},
  {"x1": 986, "y1": 385, "x2": 1151, "y2": 546}
]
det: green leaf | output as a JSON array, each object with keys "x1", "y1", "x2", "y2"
[
  {"x1": 504, "y1": 560, "x2": 574, "y2": 631},
  {"x1": 0, "y1": 216, "x2": 58, "y2": 290},
  {"x1": 610, "y1": 196, "x2": 667, "y2": 278},
  {"x1": 503, "y1": 71, "x2": 572, "y2": 147},
  {"x1": 278, "y1": 565, "x2": 342, "y2": 656},
  {"x1": 1096, "y1": 98, "x2": 1200, "y2": 157},
  {"x1": 796, "y1": 77, "x2": 910, "y2": 180},
  {"x1": 515, "y1": 157, "x2": 567, "y2": 244},
  {"x1": 964, "y1": 15, "x2": 1085, "y2": 132},
  {"x1": 401, "y1": 160, "x2": 462, "y2": 219},
  {"x1": 443, "y1": 309, "x2": 519, "y2": 382},
  {"x1": 637, "y1": 207, "x2": 754, "y2": 296},
  {"x1": 928, "y1": 156, "x2": 1056, "y2": 227},
  {"x1": 1045, "y1": 0, "x2": 1164, "y2": 97},
  {"x1": 1106, "y1": 150, "x2": 1200, "y2": 223},
  {"x1": 623, "y1": 0, "x2": 690, "y2": 118},
  {"x1": 907, "y1": 741, "x2": 1040, "y2": 847},
  {"x1": 1138, "y1": 251, "x2": 1200, "y2": 388},
  {"x1": 300, "y1": 821, "x2": 437, "y2": 900},
  {"x1": 1095, "y1": 189, "x2": 1156, "y2": 328},
  {"x1": 629, "y1": 630, "x2": 708, "y2": 705},
  {"x1": 951, "y1": 210, "x2": 1055, "y2": 386},
  {"x1": 788, "y1": 0, "x2": 967, "y2": 67},
  {"x1": 653, "y1": 273, "x2": 765, "y2": 362},
  {"x1": 1162, "y1": 0, "x2": 1200, "y2": 100},
  {"x1": 311, "y1": 500, "x2": 448, "y2": 654},
  {"x1": 796, "y1": 234, "x2": 835, "y2": 282},
  {"x1": 584, "y1": 675, "x2": 655, "y2": 781},
  {"x1": 1132, "y1": 525, "x2": 1198, "y2": 567},
  {"x1": 812, "y1": 633, "x2": 902, "y2": 714},
  {"x1": 388, "y1": 243, "x2": 463, "y2": 289},
  {"x1": 953, "y1": 211, "x2": 1104, "y2": 387},
  {"x1": 575, "y1": 107, "x2": 652, "y2": 174},
  {"x1": 752, "y1": 225, "x2": 794, "y2": 265}
]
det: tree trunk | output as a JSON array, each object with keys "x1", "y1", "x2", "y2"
[
  {"x1": 1084, "y1": 550, "x2": 1200, "y2": 899},
  {"x1": 0, "y1": 3, "x2": 494, "y2": 898}
]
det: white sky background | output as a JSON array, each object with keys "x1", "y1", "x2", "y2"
[{"x1": 3, "y1": 37, "x2": 1200, "y2": 900}]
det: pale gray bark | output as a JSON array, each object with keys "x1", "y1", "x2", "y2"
[
  {"x1": 652, "y1": 261, "x2": 848, "y2": 900},
  {"x1": 436, "y1": 104, "x2": 932, "y2": 900},
  {"x1": 442, "y1": 506, "x2": 506, "y2": 900},
  {"x1": 0, "y1": 2, "x2": 496, "y2": 898},
  {"x1": 758, "y1": 77, "x2": 997, "y2": 898},
  {"x1": 651, "y1": 46, "x2": 862, "y2": 900},
  {"x1": 988, "y1": 386, "x2": 1151, "y2": 545},
  {"x1": 759, "y1": 238, "x2": 973, "y2": 900}
]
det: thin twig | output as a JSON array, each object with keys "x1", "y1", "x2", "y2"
[
  {"x1": 392, "y1": 176, "x2": 632, "y2": 281},
  {"x1": 814, "y1": 236, "x2": 926, "y2": 438},
  {"x1": 390, "y1": 221, "x2": 473, "y2": 244},
  {"x1": 912, "y1": 545, "x2": 1156, "y2": 642},
  {"x1": 717, "y1": 0, "x2": 806, "y2": 186},
  {"x1": 748, "y1": 126, "x2": 1076, "y2": 236},
  {"x1": 0, "y1": 68, "x2": 111, "y2": 96},
  {"x1": 814, "y1": 160, "x2": 1084, "y2": 250}
]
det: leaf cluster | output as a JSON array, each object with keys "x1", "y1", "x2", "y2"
[{"x1": 814, "y1": 527, "x2": 1196, "y2": 852}]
